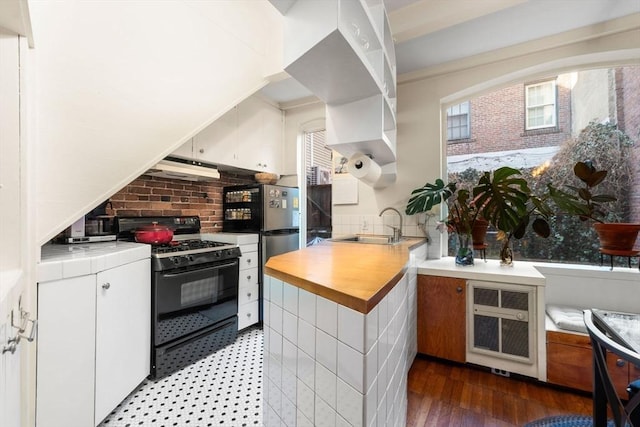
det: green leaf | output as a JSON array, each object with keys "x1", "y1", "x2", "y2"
[
  {"x1": 591, "y1": 194, "x2": 617, "y2": 203},
  {"x1": 473, "y1": 167, "x2": 530, "y2": 233},
  {"x1": 573, "y1": 161, "x2": 594, "y2": 184},
  {"x1": 405, "y1": 179, "x2": 457, "y2": 215}
]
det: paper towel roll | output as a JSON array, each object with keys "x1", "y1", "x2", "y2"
[{"x1": 348, "y1": 153, "x2": 381, "y2": 186}]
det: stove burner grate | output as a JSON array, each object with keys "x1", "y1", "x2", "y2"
[{"x1": 152, "y1": 240, "x2": 229, "y2": 254}]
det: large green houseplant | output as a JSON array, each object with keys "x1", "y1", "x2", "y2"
[
  {"x1": 406, "y1": 166, "x2": 552, "y2": 265},
  {"x1": 549, "y1": 161, "x2": 640, "y2": 252}
]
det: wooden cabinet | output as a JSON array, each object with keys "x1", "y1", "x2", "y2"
[
  {"x1": 237, "y1": 243, "x2": 259, "y2": 330},
  {"x1": 547, "y1": 330, "x2": 631, "y2": 395},
  {"x1": 37, "y1": 259, "x2": 150, "y2": 427},
  {"x1": 417, "y1": 275, "x2": 466, "y2": 363},
  {"x1": 175, "y1": 96, "x2": 283, "y2": 174}
]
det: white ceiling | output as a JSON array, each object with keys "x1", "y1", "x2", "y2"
[{"x1": 261, "y1": 0, "x2": 640, "y2": 104}]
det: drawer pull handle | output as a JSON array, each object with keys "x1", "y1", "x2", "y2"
[
  {"x1": 456, "y1": 286, "x2": 463, "y2": 294},
  {"x1": 616, "y1": 359, "x2": 626, "y2": 368},
  {"x1": 247, "y1": 292, "x2": 252, "y2": 298},
  {"x1": 247, "y1": 275, "x2": 252, "y2": 280},
  {"x1": 102, "y1": 282, "x2": 111, "y2": 290},
  {"x1": 247, "y1": 259, "x2": 252, "y2": 264},
  {"x1": 247, "y1": 312, "x2": 252, "y2": 317}
]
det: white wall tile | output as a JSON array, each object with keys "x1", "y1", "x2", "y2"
[
  {"x1": 365, "y1": 305, "x2": 378, "y2": 354},
  {"x1": 315, "y1": 329, "x2": 337, "y2": 374},
  {"x1": 270, "y1": 277, "x2": 284, "y2": 307},
  {"x1": 264, "y1": 300, "x2": 271, "y2": 325},
  {"x1": 337, "y1": 378, "x2": 364, "y2": 427},
  {"x1": 315, "y1": 396, "x2": 336, "y2": 427},
  {"x1": 298, "y1": 288, "x2": 316, "y2": 326},
  {"x1": 297, "y1": 379, "x2": 315, "y2": 422},
  {"x1": 338, "y1": 305, "x2": 365, "y2": 352},
  {"x1": 377, "y1": 389, "x2": 387, "y2": 427},
  {"x1": 283, "y1": 282, "x2": 299, "y2": 315},
  {"x1": 315, "y1": 362, "x2": 337, "y2": 409},
  {"x1": 282, "y1": 395, "x2": 296, "y2": 427},
  {"x1": 364, "y1": 341, "x2": 378, "y2": 393},
  {"x1": 264, "y1": 275, "x2": 271, "y2": 301},
  {"x1": 297, "y1": 319, "x2": 315, "y2": 357},
  {"x1": 270, "y1": 331, "x2": 283, "y2": 364},
  {"x1": 377, "y1": 297, "x2": 388, "y2": 339},
  {"x1": 282, "y1": 310, "x2": 298, "y2": 345},
  {"x1": 282, "y1": 366, "x2": 297, "y2": 404},
  {"x1": 297, "y1": 409, "x2": 314, "y2": 427},
  {"x1": 336, "y1": 414, "x2": 352, "y2": 427},
  {"x1": 268, "y1": 375, "x2": 282, "y2": 414},
  {"x1": 337, "y1": 341, "x2": 364, "y2": 393},
  {"x1": 282, "y1": 338, "x2": 297, "y2": 375},
  {"x1": 364, "y1": 377, "x2": 377, "y2": 427},
  {"x1": 271, "y1": 304, "x2": 283, "y2": 335},
  {"x1": 377, "y1": 359, "x2": 387, "y2": 408},
  {"x1": 316, "y1": 296, "x2": 338, "y2": 337},
  {"x1": 297, "y1": 348, "x2": 315, "y2": 389}
]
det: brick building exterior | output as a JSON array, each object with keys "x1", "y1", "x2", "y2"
[{"x1": 447, "y1": 74, "x2": 573, "y2": 157}]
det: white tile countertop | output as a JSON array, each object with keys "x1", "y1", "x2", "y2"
[{"x1": 38, "y1": 241, "x2": 151, "y2": 283}]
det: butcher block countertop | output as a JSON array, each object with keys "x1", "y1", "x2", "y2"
[{"x1": 264, "y1": 237, "x2": 425, "y2": 314}]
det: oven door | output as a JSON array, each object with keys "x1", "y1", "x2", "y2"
[{"x1": 153, "y1": 259, "x2": 239, "y2": 346}]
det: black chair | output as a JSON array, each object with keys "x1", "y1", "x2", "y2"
[{"x1": 584, "y1": 310, "x2": 640, "y2": 427}]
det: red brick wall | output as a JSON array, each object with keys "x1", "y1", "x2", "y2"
[
  {"x1": 617, "y1": 66, "x2": 640, "y2": 225},
  {"x1": 109, "y1": 172, "x2": 255, "y2": 232},
  {"x1": 447, "y1": 79, "x2": 572, "y2": 157}
]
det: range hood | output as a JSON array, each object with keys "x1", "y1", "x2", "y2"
[{"x1": 147, "y1": 156, "x2": 220, "y2": 181}]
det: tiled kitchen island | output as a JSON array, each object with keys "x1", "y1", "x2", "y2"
[{"x1": 262, "y1": 238, "x2": 426, "y2": 427}]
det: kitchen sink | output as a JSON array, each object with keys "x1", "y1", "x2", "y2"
[{"x1": 330, "y1": 235, "x2": 405, "y2": 245}]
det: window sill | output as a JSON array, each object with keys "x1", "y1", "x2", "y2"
[{"x1": 521, "y1": 127, "x2": 560, "y2": 137}]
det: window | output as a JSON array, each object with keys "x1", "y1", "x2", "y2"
[
  {"x1": 525, "y1": 80, "x2": 556, "y2": 129},
  {"x1": 445, "y1": 66, "x2": 639, "y2": 266},
  {"x1": 447, "y1": 101, "x2": 470, "y2": 140}
]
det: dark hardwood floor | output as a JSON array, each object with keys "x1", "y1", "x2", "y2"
[{"x1": 407, "y1": 355, "x2": 593, "y2": 426}]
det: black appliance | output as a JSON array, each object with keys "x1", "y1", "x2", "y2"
[
  {"x1": 222, "y1": 184, "x2": 300, "y2": 321},
  {"x1": 114, "y1": 216, "x2": 241, "y2": 379}
]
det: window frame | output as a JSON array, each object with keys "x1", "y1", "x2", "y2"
[
  {"x1": 525, "y1": 80, "x2": 557, "y2": 130},
  {"x1": 446, "y1": 101, "x2": 471, "y2": 141}
]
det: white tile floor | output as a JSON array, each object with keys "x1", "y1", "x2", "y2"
[{"x1": 99, "y1": 326, "x2": 263, "y2": 427}]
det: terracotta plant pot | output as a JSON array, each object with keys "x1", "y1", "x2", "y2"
[
  {"x1": 593, "y1": 223, "x2": 640, "y2": 251},
  {"x1": 472, "y1": 218, "x2": 489, "y2": 247}
]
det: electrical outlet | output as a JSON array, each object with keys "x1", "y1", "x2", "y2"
[{"x1": 491, "y1": 368, "x2": 511, "y2": 377}]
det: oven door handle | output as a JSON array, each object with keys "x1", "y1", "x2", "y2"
[{"x1": 161, "y1": 261, "x2": 238, "y2": 277}]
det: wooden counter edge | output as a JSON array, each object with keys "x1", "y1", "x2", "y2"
[{"x1": 264, "y1": 237, "x2": 425, "y2": 314}]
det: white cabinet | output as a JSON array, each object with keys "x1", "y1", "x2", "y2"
[
  {"x1": 275, "y1": 0, "x2": 397, "y2": 166},
  {"x1": 174, "y1": 96, "x2": 284, "y2": 174},
  {"x1": 238, "y1": 243, "x2": 259, "y2": 330},
  {"x1": 94, "y1": 260, "x2": 151, "y2": 425},
  {"x1": 37, "y1": 259, "x2": 150, "y2": 427}
]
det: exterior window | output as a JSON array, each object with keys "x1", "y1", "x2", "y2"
[
  {"x1": 447, "y1": 101, "x2": 470, "y2": 140},
  {"x1": 525, "y1": 81, "x2": 556, "y2": 129}
]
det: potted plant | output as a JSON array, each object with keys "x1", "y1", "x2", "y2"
[
  {"x1": 549, "y1": 161, "x2": 640, "y2": 252},
  {"x1": 472, "y1": 167, "x2": 552, "y2": 265},
  {"x1": 405, "y1": 179, "x2": 482, "y2": 265},
  {"x1": 406, "y1": 166, "x2": 552, "y2": 265}
]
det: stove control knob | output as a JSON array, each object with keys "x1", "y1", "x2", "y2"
[
  {"x1": 172, "y1": 257, "x2": 180, "y2": 265},
  {"x1": 214, "y1": 251, "x2": 222, "y2": 258},
  {"x1": 188, "y1": 255, "x2": 194, "y2": 262}
]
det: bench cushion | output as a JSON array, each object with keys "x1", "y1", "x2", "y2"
[{"x1": 546, "y1": 304, "x2": 587, "y2": 334}]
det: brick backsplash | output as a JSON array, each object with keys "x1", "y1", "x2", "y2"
[{"x1": 109, "y1": 172, "x2": 254, "y2": 232}]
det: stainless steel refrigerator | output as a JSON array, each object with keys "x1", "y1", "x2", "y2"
[{"x1": 223, "y1": 184, "x2": 300, "y2": 321}]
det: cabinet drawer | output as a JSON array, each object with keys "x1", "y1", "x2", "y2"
[
  {"x1": 239, "y1": 267, "x2": 259, "y2": 288},
  {"x1": 239, "y1": 283, "x2": 259, "y2": 305},
  {"x1": 238, "y1": 300, "x2": 259, "y2": 330},
  {"x1": 239, "y1": 244, "x2": 257, "y2": 255},
  {"x1": 240, "y1": 251, "x2": 258, "y2": 270}
]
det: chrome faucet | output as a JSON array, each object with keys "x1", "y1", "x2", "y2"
[{"x1": 379, "y1": 207, "x2": 403, "y2": 243}]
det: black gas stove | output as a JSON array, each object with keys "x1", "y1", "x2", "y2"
[
  {"x1": 114, "y1": 216, "x2": 242, "y2": 271},
  {"x1": 114, "y1": 215, "x2": 241, "y2": 379}
]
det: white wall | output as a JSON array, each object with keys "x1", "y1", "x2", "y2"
[{"x1": 29, "y1": 0, "x2": 284, "y2": 244}]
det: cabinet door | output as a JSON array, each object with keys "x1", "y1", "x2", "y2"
[
  {"x1": 417, "y1": 275, "x2": 466, "y2": 363},
  {"x1": 37, "y1": 275, "x2": 96, "y2": 427},
  {"x1": 193, "y1": 106, "x2": 238, "y2": 165},
  {"x1": 94, "y1": 259, "x2": 150, "y2": 425}
]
